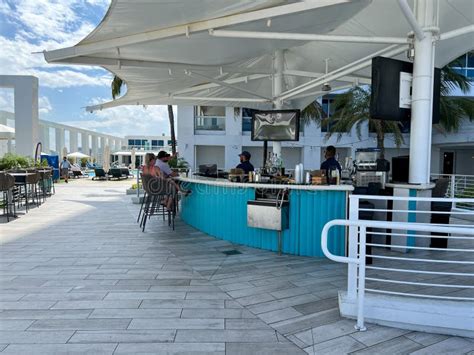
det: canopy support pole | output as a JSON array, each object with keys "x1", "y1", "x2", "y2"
[
  {"x1": 272, "y1": 49, "x2": 284, "y2": 160},
  {"x1": 409, "y1": 0, "x2": 437, "y2": 184}
]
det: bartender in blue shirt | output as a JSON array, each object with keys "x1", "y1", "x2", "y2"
[
  {"x1": 236, "y1": 151, "x2": 254, "y2": 174},
  {"x1": 321, "y1": 145, "x2": 342, "y2": 182}
]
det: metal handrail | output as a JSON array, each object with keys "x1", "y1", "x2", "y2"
[{"x1": 321, "y1": 219, "x2": 474, "y2": 331}]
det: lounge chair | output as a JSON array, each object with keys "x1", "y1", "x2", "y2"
[
  {"x1": 92, "y1": 168, "x2": 108, "y2": 180},
  {"x1": 108, "y1": 168, "x2": 123, "y2": 180},
  {"x1": 120, "y1": 168, "x2": 134, "y2": 179}
]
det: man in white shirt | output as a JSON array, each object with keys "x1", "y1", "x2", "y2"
[
  {"x1": 60, "y1": 157, "x2": 71, "y2": 183},
  {"x1": 154, "y1": 151, "x2": 178, "y2": 178}
]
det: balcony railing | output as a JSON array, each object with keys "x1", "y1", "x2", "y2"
[
  {"x1": 321, "y1": 194, "x2": 474, "y2": 334},
  {"x1": 194, "y1": 116, "x2": 225, "y2": 133},
  {"x1": 431, "y1": 173, "x2": 474, "y2": 210}
]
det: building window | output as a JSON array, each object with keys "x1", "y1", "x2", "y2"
[
  {"x1": 320, "y1": 96, "x2": 337, "y2": 133},
  {"x1": 194, "y1": 106, "x2": 226, "y2": 131},
  {"x1": 450, "y1": 51, "x2": 474, "y2": 78},
  {"x1": 151, "y1": 140, "x2": 158, "y2": 147},
  {"x1": 158, "y1": 140, "x2": 164, "y2": 146},
  {"x1": 242, "y1": 108, "x2": 257, "y2": 132},
  {"x1": 168, "y1": 140, "x2": 172, "y2": 146},
  {"x1": 128, "y1": 139, "x2": 134, "y2": 146}
]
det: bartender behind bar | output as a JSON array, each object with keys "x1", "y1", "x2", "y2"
[
  {"x1": 321, "y1": 145, "x2": 342, "y2": 182},
  {"x1": 236, "y1": 151, "x2": 254, "y2": 174}
]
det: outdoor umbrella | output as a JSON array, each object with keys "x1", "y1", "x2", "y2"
[
  {"x1": 67, "y1": 152, "x2": 90, "y2": 159},
  {"x1": 131, "y1": 148, "x2": 136, "y2": 169}
]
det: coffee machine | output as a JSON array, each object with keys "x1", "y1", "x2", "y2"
[{"x1": 354, "y1": 148, "x2": 389, "y2": 188}]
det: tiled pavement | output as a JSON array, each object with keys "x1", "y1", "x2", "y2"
[{"x1": 1, "y1": 179, "x2": 473, "y2": 354}]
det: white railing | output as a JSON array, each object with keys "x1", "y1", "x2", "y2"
[
  {"x1": 431, "y1": 173, "x2": 474, "y2": 210},
  {"x1": 322, "y1": 218, "x2": 474, "y2": 331}
]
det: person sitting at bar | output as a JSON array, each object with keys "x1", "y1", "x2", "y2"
[
  {"x1": 154, "y1": 151, "x2": 191, "y2": 198},
  {"x1": 155, "y1": 151, "x2": 178, "y2": 178},
  {"x1": 321, "y1": 145, "x2": 341, "y2": 183},
  {"x1": 142, "y1": 153, "x2": 161, "y2": 177},
  {"x1": 236, "y1": 151, "x2": 254, "y2": 174}
]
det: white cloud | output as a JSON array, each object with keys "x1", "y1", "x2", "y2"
[
  {"x1": 0, "y1": 0, "x2": 112, "y2": 89},
  {"x1": 63, "y1": 101, "x2": 176, "y2": 137},
  {"x1": 39, "y1": 96, "x2": 52, "y2": 114}
]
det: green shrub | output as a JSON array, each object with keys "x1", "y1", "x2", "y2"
[
  {"x1": 0, "y1": 153, "x2": 34, "y2": 170},
  {"x1": 168, "y1": 156, "x2": 189, "y2": 169},
  {"x1": 80, "y1": 157, "x2": 88, "y2": 167}
]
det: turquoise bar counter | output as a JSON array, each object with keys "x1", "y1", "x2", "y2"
[{"x1": 179, "y1": 177, "x2": 353, "y2": 258}]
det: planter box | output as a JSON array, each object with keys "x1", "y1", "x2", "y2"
[{"x1": 126, "y1": 188, "x2": 144, "y2": 195}]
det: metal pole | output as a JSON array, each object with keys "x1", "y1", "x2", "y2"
[
  {"x1": 272, "y1": 49, "x2": 284, "y2": 159},
  {"x1": 409, "y1": 0, "x2": 436, "y2": 184},
  {"x1": 356, "y1": 226, "x2": 367, "y2": 331},
  {"x1": 348, "y1": 196, "x2": 359, "y2": 300}
]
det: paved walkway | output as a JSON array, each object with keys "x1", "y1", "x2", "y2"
[{"x1": 1, "y1": 180, "x2": 473, "y2": 354}]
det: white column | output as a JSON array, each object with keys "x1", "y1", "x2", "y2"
[
  {"x1": 81, "y1": 132, "x2": 89, "y2": 155},
  {"x1": 41, "y1": 125, "x2": 50, "y2": 153},
  {"x1": 70, "y1": 130, "x2": 78, "y2": 152},
  {"x1": 409, "y1": 0, "x2": 436, "y2": 184},
  {"x1": 55, "y1": 127, "x2": 65, "y2": 155},
  {"x1": 272, "y1": 49, "x2": 284, "y2": 159},
  {"x1": 14, "y1": 76, "x2": 39, "y2": 156},
  {"x1": 91, "y1": 135, "x2": 98, "y2": 161},
  {"x1": 7, "y1": 138, "x2": 12, "y2": 153}
]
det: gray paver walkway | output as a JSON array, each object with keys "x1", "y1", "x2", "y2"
[{"x1": 1, "y1": 179, "x2": 473, "y2": 354}]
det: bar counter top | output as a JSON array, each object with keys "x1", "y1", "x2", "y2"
[{"x1": 177, "y1": 176, "x2": 354, "y2": 191}]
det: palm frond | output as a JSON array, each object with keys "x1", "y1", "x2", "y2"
[
  {"x1": 111, "y1": 75, "x2": 124, "y2": 100},
  {"x1": 300, "y1": 101, "x2": 326, "y2": 127}
]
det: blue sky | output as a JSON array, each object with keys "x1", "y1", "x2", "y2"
[{"x1": 0, "y1": 0, "x2": 171, "y2": 137}]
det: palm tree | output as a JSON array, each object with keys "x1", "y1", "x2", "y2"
[
  {"x1": 302, "y1": 59, "x2": 473, "y2": 152},
  {"x1": 110, "y1": 75, "x2": 177, "y2": 154}
]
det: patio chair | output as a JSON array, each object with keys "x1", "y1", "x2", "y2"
[
  {"x1": 0, "y1": 172, "x2": 16, "y2": 222},
  {"x1": 121, "y1": 168, "x2": 134, "y2": 179},
  {"x1": 140, "y1": 175, "x2": 176, "y2": 232},
  {"x1": 108, "y1": 168, "x2": 123, "y2": 180},
  {"x1": 92, "y1": 168, "x2": 108, "y2": 180}
]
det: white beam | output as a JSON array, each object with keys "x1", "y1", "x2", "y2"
[
  {"x1": 278, "y1": 45, "x2": 408, "y2": 101},
  {"x1": 44, "y1": 0, "x2": 349, "y2": 61},
  {"x1": 188, "y1": 71, "x2": 272, "y2": 101},
  {"x1": 172, "y1": 96, "x2": 269, "y2": 103},
  {"x1": 171, "y1": 73, "x2": 270, "y2": 95},
  {"x1": 397, "y1": 0, "x2": 425, "y2": 40},
  {"x1": 439, "y1": 25, "x2": 474, "y2": 41},
  {"x1": 290, "y1": 84, "x2": 354, "y2": 100},
  {"x1": 57, "y1": 56, "x2": 273, "y2": 75},
  {"x1": 283, "y1": 69, "x2": 371, "y2": 84},
  {"x1": 209, "y1": 29, "x2": 408, "y2": 44}
]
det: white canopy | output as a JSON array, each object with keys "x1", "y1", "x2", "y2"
[
  {"x1": 67, "y1": 152, "x2": 90, "y2": 159},
  {"x1": 44, "y1": 0, "x2": 474, "y2": 112},
  {"x1": 0, "y1": 124, "x2": 15, "y2": 139}
]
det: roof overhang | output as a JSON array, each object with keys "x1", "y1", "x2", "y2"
[{"x1": 43, "y1": 0, "x2": 474, "y2": 112}]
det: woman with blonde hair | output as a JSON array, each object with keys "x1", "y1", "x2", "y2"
[
  {"x1": 142, "y1": 153, "x2": 161, "y2": 177},
  {"x1": 141, "y1": 153, "x2": 175, "y2": 210}
]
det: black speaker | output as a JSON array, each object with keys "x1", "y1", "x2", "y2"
[{"x1": 370, "y1": 56, "x2": 440, "y2": 124}]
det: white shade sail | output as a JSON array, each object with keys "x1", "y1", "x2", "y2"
[
  {"x1": 44, "y1": 0, "x2": 474, "y2": 111},
  {"x1": 0, "y1": 124, "x2": 15, "y2": 139},
  {"x1": 67, "y1": 152, "x2": 90, "y2": 159}
]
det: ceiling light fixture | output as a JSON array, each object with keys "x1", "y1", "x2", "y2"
[{"x1": 321, "y1": 58, "x2": 332, "y2": 92}]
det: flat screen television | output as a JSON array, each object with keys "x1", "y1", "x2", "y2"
[
  {"x1": 370, "y1": 56, "x2": 440, "y2": 123},
  {"x1": 251, "y1": 110, "x2": 300, "y2": 141}
]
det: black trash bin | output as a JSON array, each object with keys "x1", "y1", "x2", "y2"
[
  {"x1": 430, "y1": 178, "x2": 452, "y2": 248},
  {"x1": 430, "y1": 201, "x2": 452, "y2": 248}
]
